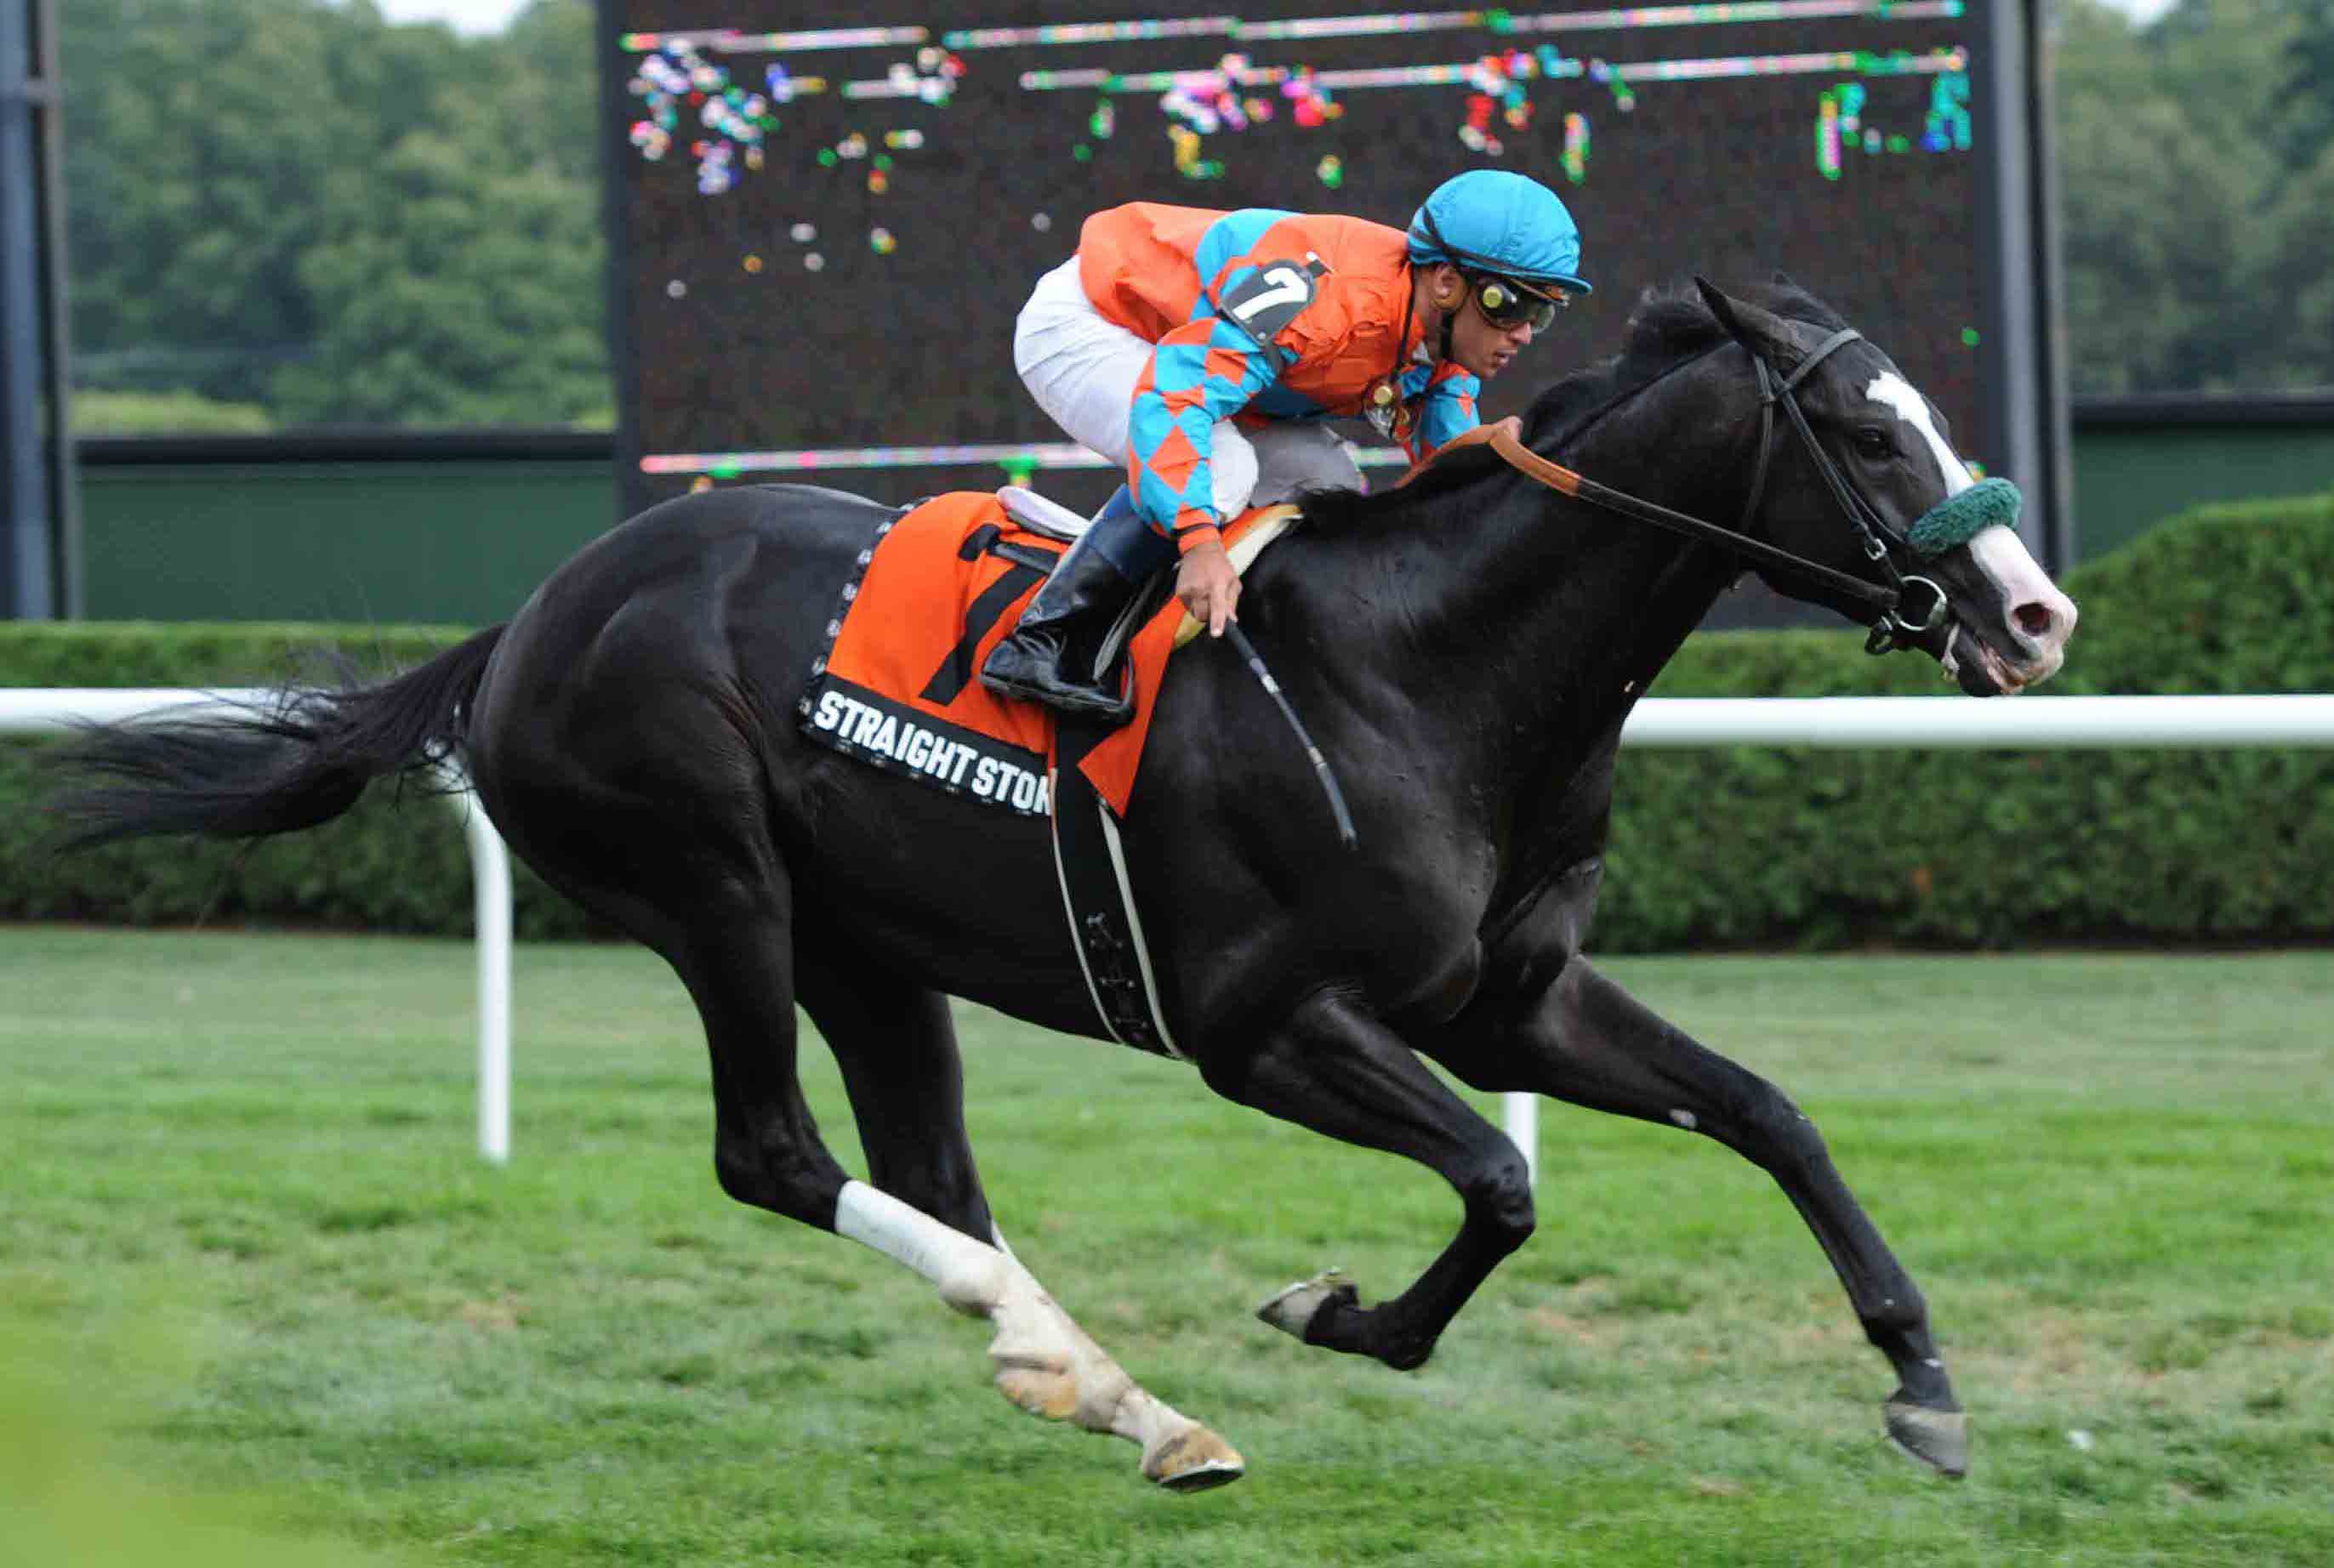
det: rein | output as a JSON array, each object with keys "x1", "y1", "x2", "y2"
[
  {"x1": 1750, "y1": 330, "x2": 1950, "y2": 652},
  {"x1": 1482, "y1": 422, "x2": 1897, "y2": 617},
  {"x1": 1481, "y1": 327, "x2": 1978, "y2": 652}
]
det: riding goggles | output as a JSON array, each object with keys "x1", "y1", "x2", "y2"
[{"x1": 1470, "y1": 273, "x2": 1568, "y2": 333}]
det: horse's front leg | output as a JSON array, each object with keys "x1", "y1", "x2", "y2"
[
  {"x1": 1198, "y1": 989, "x2": 1536, "y2": 1372},
  {"x1": 1425, "y1": 956, "x2": 1968, "y2": 1477}
]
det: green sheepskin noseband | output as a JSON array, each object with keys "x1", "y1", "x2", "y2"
[{"x1": 1908, "y1": 475, "x2": 2021, "y2": 557}]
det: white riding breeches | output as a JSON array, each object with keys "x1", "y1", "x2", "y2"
[{"x1": 1013, "y1": 258, "x2": 1363, "y2": 519}]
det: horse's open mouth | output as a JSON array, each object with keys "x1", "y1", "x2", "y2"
[{"x1": 1938, "y1": 624, "x2": 2029, "y2": 697}]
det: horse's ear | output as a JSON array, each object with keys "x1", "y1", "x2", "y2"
[
  {"x1": 1695, "y1": 276, "x2": 1794, "y2": 359},
  {"x1": 1693, "y1": 276, "x2": 1738, "y2": 334},
  {"x1": 1770, "y1": 268, "x2": 1799, "y2": 290}
]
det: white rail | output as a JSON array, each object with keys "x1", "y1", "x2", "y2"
[
  {"x1": 2, "y1": 687, "x2": 514, "y2": 1165},
  {"x1": 12, "y1": 689, "x2": 2334, "y2": 1182},
  {"x1": 1621, "y1": 693, "x2": 2334, "y2": 748},
  {"x1": 1500, "y1": 692, "x2": 2334, "y2": 1184}
]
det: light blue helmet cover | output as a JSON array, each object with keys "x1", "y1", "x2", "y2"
[{"x1": 1407, "y1": 169, "x2": 1592, "y2": 295}]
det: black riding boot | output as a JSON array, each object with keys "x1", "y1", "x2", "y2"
[{"x1": 980, "y1": 487, "x2": 1170, "y2": 725}]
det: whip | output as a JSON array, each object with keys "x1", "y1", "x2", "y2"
[{"x1": 1221, "y1": 622, "x2": 1358, "y2": 851}]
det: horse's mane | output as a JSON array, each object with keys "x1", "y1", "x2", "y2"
[{"x1": 1300, "y1": 276, "x2": 1849, "y2": 526}]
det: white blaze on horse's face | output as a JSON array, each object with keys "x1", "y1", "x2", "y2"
[
  {"x1": 1866, "y1": 372, "x2": 1975, "y2": 499},
  {"x1": 1865, "y1": 372, "x2": 2078, "y2": 689}
]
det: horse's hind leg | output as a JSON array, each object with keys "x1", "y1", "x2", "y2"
[
  {"x1": 527, "y1": 817, "x2": 1238, "y2": 1488},
  {"x1": 1203, "y1": 991, "x2": 1538, "y2": 1372},
  {"x1": 830, "y1": 1180, "x2": 1244, "y2": 1490},
  {"x1": 476, "y1": 720, "x2": 857, "y2": 1235},
  {"x1": 796, "y1": 956, "x2": 1244, "y2": 1491},
  {"x1": 795, "y1": 962, "x2": 993, "y2": 1241},
  {"x1": 663, "y1": 893, "x2": 858, "y2": 1234},
  {"x1": 1427, "y1": 956, "x2": 1967, "y2": 1478}
]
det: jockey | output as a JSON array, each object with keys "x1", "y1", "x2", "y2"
[{"x1": 982, "y1": 168, "x2": 1592, "y2": 724}]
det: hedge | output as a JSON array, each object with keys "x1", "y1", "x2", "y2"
[
  {"x1": 5, "y1": 493, "x2": 2331, "y2": 948},
  {"x1": 1602, "y1": 491, "x2": 2334, "y2": 947},
  {"x1": 0, "y1": 623, "x2": 607, "y2": 941}
]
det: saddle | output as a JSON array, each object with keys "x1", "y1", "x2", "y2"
[
  {"x1": 795, "y1": 487, "x2": 1298, "y2": 1058},
  {"x1": 798, "y1": 489, "x2": 1298, "y2": 821}
]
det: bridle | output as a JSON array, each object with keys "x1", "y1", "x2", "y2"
[
  {"x1": 1270, "y1": 316, "x2": 1964, "y2": 854},
  {"x1": 1745, "y1": 328, "x2": 1950, "y2": 653},
  {"x1": 1483, "y1": 327, "x2": 1953, "y2": 656}
]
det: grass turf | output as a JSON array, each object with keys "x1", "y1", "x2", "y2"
[{"x1": 3, "y1": 928, "x2": 2329, "y2": 1565}]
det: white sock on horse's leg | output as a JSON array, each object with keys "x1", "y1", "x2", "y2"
[{"x1": 834, "y1": 1180, "x2": 1243, "y2": 1486}]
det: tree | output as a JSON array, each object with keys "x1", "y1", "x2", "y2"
[
  {"x1": 270, "y1": 79, "x2": 606, "y2": 426},
  {"x1": 2274, "y1": 0, "x2": 2334, "y2": 186},
  {"x1": 2244, "y1": 139, "x2": 2334, "y2": 388},
  {"x1": 60, "y1": 0, "x2": 343, "y2": 401},
  {"x1": 282, "y1": 0, "x2": 607, "y2": 423},
  {"x1": 2047, "y1": 0, "x2": 2328, "y2": 392},
  {"x1": 61, "y1": 0, "x2": 610, "y2": 426},
  {"x1": 497, "y1": 0, "x2": 604, "y2": 185}
]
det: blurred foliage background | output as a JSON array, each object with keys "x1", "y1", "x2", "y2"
[
  {"x1": 2052, "y1": 0, "x2": 2334, "y2": 395},
  {"x1": 51, "y1": 0, "x2": 2334, "y2": 436},
  {"x1": 60, "y1": 0, "x2": 608, "y2": 431}
]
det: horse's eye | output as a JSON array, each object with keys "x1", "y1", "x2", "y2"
[{"x1": 1853, "y1": 427, "x2": 1893, "y2": 458}]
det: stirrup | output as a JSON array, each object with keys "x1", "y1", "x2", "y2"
[{"x1": 982, "y1": 653, "x2": 1135, "y2": 725}]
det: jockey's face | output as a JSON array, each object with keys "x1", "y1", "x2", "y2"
[{"x1": 1447, "y1": 285, "x2": 1540, "y2": 381}]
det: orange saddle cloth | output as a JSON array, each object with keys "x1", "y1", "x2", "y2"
[{"x1": 799, "y1": 490, "x2": 1287, "y2": 817}]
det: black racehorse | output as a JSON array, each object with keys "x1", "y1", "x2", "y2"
[{"x1": 46, "y1": 279, "x2": 2076, "y2": 1490}]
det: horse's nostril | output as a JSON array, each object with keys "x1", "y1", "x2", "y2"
[{"x1": 2014, "y1": 601, "x2": 2056, "y2": 639}]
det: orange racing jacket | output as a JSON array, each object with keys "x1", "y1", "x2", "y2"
[{"x1": 1075, "y1": 202, "x2": 1482, "y2": 554}]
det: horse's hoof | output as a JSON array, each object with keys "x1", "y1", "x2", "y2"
[
  {"x1": 1885, "y1": 1397, "x2": 1970, "y2": 1478},
  {"x1": 1145, "y1": 1424, "x2": 1246, "y2": 1492},
  {"x1": 1256, "y1": 1268, "x2": 1353, "y2": 1342}
]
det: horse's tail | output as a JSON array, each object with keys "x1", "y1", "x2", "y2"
[{"x1": 42, "y1": 626, "x2": 508, "y2": 851}]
